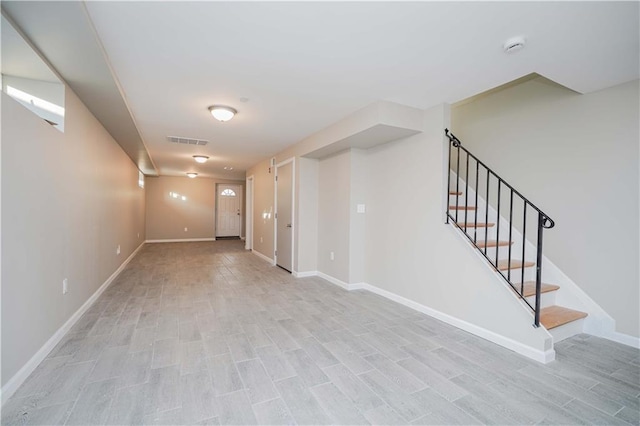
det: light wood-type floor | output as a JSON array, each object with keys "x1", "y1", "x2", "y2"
[{"x1": 3, "y1": 240, "x2": 639, "y2": 425}]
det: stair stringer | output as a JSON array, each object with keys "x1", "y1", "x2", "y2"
[{"x1": 450, "y1": 173, "x2": 614, "y2": 339}]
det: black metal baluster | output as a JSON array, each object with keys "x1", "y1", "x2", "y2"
[
  {"x1": 521, "y1": 204, "x2": 527, "y2": 297},
  {"x1": 464, "y1": 151, "x2": 469, "y2": 233},
  {"x1": 455, "y1": 144, "x2": 460, "y2": 224},
  {"x1": 495, "y1": 180, "x2": 501, "y2": 267},
  {"x1": 534, "y1": 213, "x2": 544, "y2": 327},
  {"x1": 507, "y1": 189, "x2": 514, "y2": 282},
  {"x1": 474, "y1": 161, "x2": 479, "y2": 243},
  {"x1": 484, "y1": 171, "x2": 490, "y2": 255},
  {"x1": 446, "y1": 139, "x2": 452, "y2": 224}
]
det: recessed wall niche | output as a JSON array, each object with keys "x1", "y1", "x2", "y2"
[{"x1": 1, "y1": 14, "x2": 65, "y2": 131}]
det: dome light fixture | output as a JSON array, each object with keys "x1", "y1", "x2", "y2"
[
  {"x1": 186, "y1": 172, "x2": 198, "y2": 178},
  {"x1": 208, "y1": 105, "x2": 237, "y2": 122},
  {"x1": 193, "y1": 155, "x2": 209, "y2": 163}
]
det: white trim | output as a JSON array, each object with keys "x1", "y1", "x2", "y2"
[
  {"x1": 356, "y1": 282, "x2": 555, "y2": 363},
  {"x1": 274, "y1": 157, "x2": 295, "y2": 271},
  {"x1": 145, "y1": 238, "x2": 216, "y2": 243},
  {"x1": 245, "y1": 175, "x2": 254, "y2": 251},
  {"x1": 251, "y1": 249, "x2": 275, "y2": 265},
  {"x1": 313, "y1": 271, "x2": 366, "y2": 292},
  {"x1": 215, "y1": 183, "x2": 243, "y2": 239},
  {"x1": 1, "y1": 242, "x2": 145, "y2": 406},
  {"x1": 301, "y1": 269, "x2": 554, "y2": 364},
  {"x1": 601, "y1": 330, "x2": 640, "y2": 349},
  {"x1": 292, "y1": 270, "x2": 317, "y2": 278},
  {"x1": 316, "y1": 271, "x2": 351, "y2": 290}
]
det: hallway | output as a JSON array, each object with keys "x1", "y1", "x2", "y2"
[{"x1": 2, "y1": 241, "x2": 638, "y2": 425}]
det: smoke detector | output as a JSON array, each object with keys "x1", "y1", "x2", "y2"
[{"x1": 503, "y1": 36, "x2": 526, "y2": 54}]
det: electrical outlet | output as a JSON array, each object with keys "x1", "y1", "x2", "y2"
[
  {"x1": 137, "y1": 232, "x2": 140, "y2": 238},
  {"x1": 260, "y1": 237, "x2": 263, "y2": 243},
  {"x1": 116, "y1": 245, "x2": 121, "y2": 255},
  {"x1": 330, "y1": 251, "x2": 335, "y2": 261},
  {"x1": 63, "y1": 278, "x2": 68, "y2": 295},
  {"x1": 184, "y1": 227, "x2": 188, "y2": 232}
]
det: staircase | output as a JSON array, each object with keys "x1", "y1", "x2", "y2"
[{"x1": 445, "y1": 130, "x2": 587, "y2": 342}]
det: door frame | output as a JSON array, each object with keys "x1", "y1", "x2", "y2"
[
  {"x1": 274, "y1": 157, "x2": 295, "y2": 271},
  {"x1": 215, "y1": 183, "x2": 243, "y2": 238},
  {"x1": 245, "y1": 175, "x2": 254, "y2": 250}
]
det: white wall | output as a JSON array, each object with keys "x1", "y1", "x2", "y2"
[
  {"x1": 246, "y1": 158, "x2": 275, "y2": 261},
  {"x1": 317, "y1": 150, "x2": 351, "y2": 282},
  {"x1": 452, "y1": 78, "x2": 640, "y2": 338},
  {"x1": 145, "y1": 175, "x2": 244, "y2": 241},
  {"x1": 247, "y1": 101, "x2": 552, "y2": 359},
  {"x1": 349, "y1": 149, "x2": 366, "y2": 284},
  {"x1": 295, "y1": 157, "x2": 318, "y2": 273},
  {"x1": 1, "y1": 87, "x2": 145, "y2": 388},
  {"x1": 362, "y1": 105, "x2": 550, "y2": 356}
]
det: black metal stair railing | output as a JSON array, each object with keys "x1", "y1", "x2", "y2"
[{"x1": 444, "y1": 129, "x2": 555, "y2": 327}]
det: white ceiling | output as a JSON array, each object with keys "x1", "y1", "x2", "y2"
[{"x1": 4, "y1": 2, "x2": 639, "y2": 179}]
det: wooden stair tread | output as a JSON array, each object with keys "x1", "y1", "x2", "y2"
[
  {"x1": 516, "y1": 282, "x2": 561, "y2": 297},
  {"x1": 476, "y1": 240, "x2": 512, "y2": 248},
  {"x1": 496, "y1": 259, "x2": 535, "y2": 271},
  {"x1": 457, "y1": 222, "x2": 495, "y2": 228},
  {"x1": 449, "y1": 191, "x2": 462, "y2": 195},
  {"x1": 449, "y1": 205, "x2": 477, "y2": 210},
  {"x1": 540, "y1": 306, "x2": 588, "y2": 330}
]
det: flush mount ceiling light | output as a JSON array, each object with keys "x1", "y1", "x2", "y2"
[
  {"x1": 193, "y1": 155, "x2": 209, "y2": 163},
  {"x1": 186, "y1": 172, "x2": 198, "y2": 178},
  {"x1": 208, "y1": 105, "x2": 237, "y2": 122},
  {"x1": 503, "y1": 36, "x2": 526, "y2": 54}
]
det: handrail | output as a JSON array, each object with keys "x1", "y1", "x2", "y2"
[
  {"x1": 444, "y1": 129, "x2": 555, "y2": 327},
  {"x1": 445, "y1": 130, "x2": 555, "y2": 229}
]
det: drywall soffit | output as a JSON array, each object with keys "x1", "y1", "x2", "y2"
[
  {"x1": 302, "y1": 101, "x2": 424, "y2": 160},
  {"x1": 303, "y1": 124, "x2": 422, "y2": 159}
]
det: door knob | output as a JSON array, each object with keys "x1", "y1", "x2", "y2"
[{"x1": 286, "y1": 224, "x2": 292, "y2": 228}]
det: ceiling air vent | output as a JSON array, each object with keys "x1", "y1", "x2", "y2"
[{"x1": 167, "y1": 136, "x2": 209, "y2": 146}]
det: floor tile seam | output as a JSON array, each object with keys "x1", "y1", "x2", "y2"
[
  {"x1": 521, "y1": 367, "x2": 629, "y2": 412},
  {"x1": 450, "y1": 394, "x2": 504, "y2": 425},
  {"x1": 352, "y1": 369, "x2": 419, "y2": 424},
  {"x1": 520, "y1": 367, "x2": 628, "y2": 410},
  {"x1": 63, "y1": 377, "x2": 106, "y2": 425}
]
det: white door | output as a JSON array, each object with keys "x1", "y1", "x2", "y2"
[
  {"x1": 216, "y1": 184, "x2": 242, "y2": 237},
  {"x1": 276, "y1": 161, "x2": 294, "y2": 272}
]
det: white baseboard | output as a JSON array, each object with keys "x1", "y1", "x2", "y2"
[
  {"x1": 251, "y1": 249, "x2": 275, "y2": 265},
  {"x1": 1, "y1": 242, "x2": 145, "y2": 406},
  {"x1": 145, "y1": 238, "x2": 216, "y2": 243},
  {"x1": 292, "y1": 270, "x2": 317, "y2": 278},
  {"x1": 315, "y1": 271, "x2": 351, "y2": 290},
  {"x1": 357, "y1": 282, "x2": 554, "y2": 363},
  {"x1": 302, "y1": 270, "x2": 554, "y2": 364},
  {"x1": 601, "y1": 330, "x2": 640, "y2": 349}
]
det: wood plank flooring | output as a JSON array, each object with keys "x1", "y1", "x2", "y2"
[{"x1": 2, "y1": 240, "x2": 638, "y2": 425}]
